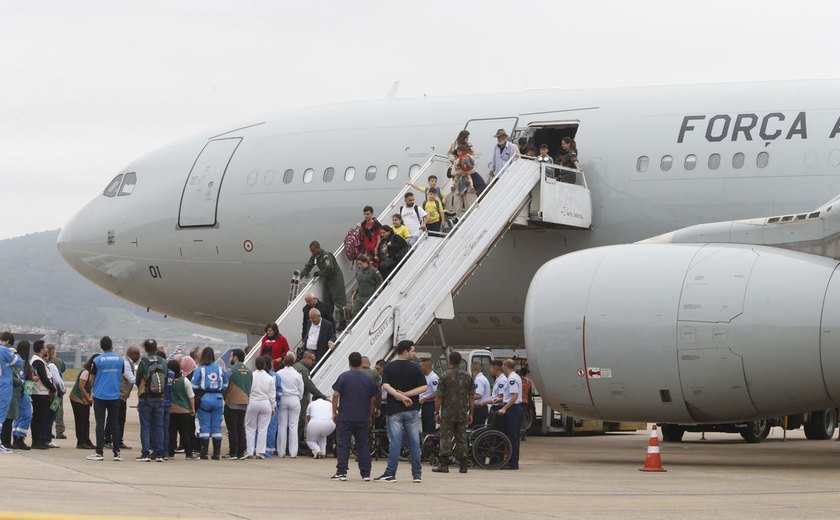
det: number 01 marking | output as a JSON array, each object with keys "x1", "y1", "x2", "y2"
[{"x1": 149, "y1": 265, "x2": 162, "y2": 279}]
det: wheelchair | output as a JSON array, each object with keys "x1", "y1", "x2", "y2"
[{"x1": 421, "y1": 412, "x2": 511, "y2": 469}]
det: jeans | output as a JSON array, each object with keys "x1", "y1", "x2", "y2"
[
  {"x1": 138, "y1": 399, "x2": 165, "y2": 457},
  {"x1": 266, "y1": 403, "x2": 279, "y2": 453},
  {"x1": 336, "y1": 420, "x2": 369, "y2": 477},
  {"x1": 385, "y1": 410, "x2": 422, "y2": 478},
  {"x1": 163, "y1": 405, "x2": 170, "y2": 457},
  {"x1": 94, "y1": 398, "x2": 121, "y2": 455}
]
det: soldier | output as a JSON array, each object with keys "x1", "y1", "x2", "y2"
[
  {"x1": 351, "y1": 255, "x2": 383, "y2": 317},
  {"x1": 301, "y1": 241, "x2": 348, "y2": 331},
  {"x1": 432, "y1": 351, "x2": 474, "y2": 474}
]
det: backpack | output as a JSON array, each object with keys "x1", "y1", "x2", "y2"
[
  {"x1": 400, "y1": 205, "x2": 421, "y2": 224},
  {"x1": 343, "y1": 226, "x2": 362, "y2": 261},
  {"x1": 145, "y1": 356, "x2": 167, "y2": 397}
]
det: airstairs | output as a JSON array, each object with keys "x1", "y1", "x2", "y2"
[{"x1": 244, "y1": 154, "x2": 591, "y2": 395}]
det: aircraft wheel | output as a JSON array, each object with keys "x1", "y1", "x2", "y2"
[
  {"x1": 804, "y1": 409, "x2": 837, "y2": 440},
  {"x1": 740, "y1": 419, "x2": 769, "y2": 443},
  {"x1": 660, "y1": 424, "x2": 685, "y2": 443}
]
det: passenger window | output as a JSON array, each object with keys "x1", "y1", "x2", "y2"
[
  {"x1": 757, "y1": 152, "x2": 770, "y2": 168},
  {"x1": 103, "y1": 174, "x2": 123, "y2": 197},
  {"x1": 323, "y1": 167, "x2": 335, "y2": 183},
  {"x1": 345, "y1": 167, "x2": 356, "y2": 182},
  {"x1": 365, "y1": 166, "x2": 377, "y2": 181},
  {"x1": 660, "y1": 155, "x2": 673, "y2": 172},
  {"x1": 118, "y1": 172, "x2": 137, "y2": 196},
  {"x1": 732, "y1": 152, "x2": 745, "y2": 169},
  {"x1": 409, "y1": 164, "x2": 420, "y2": 179},
  {"x1": 246, "y1": 170, "x2": 258, "y2": 186},
  {"x1": 636, "y1": 156, "x2": 649, "y2": 172},
  {"x1": 303, "y1": 168, "x2": 314, "y2": 184},
  {"x1": 684, "y1": 155, "x2": 697, "y2": 171},
  {"x1": 283, "y1": 169, "x2": 294, "y2": 184},
  {"x1": 263, "y1": 170, "x2": 275, "y2": 185},
  {"x1": 387, "y1": 165, "x2": 399, "y2": 180},
  {"x1": 708, "y1": 153, "x2": 721, "y2": 170}
]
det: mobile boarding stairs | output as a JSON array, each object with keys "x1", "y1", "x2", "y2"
[{"x1": 244, "y1": 154, "x2": 592, "y2": 396}]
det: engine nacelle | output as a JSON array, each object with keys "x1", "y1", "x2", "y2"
[{"x1": 524, "y1": 243, "x2": 840, "y2": 423}]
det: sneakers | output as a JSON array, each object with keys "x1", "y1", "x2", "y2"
[
  {"x1": 47, "y1": 441, "x2": 60, "y2": 448},
  {"x1": 362, "y1": 476, "x2": 371, "y2": 482},
  {"x1": 87, "y1": 453, "x2": 104, "y2": 461},
  {"x1": 154, "y1": 457, "x2": 165, "y2": 463},
  {"x1": 185, "y1": 455, "x2": 201, "y2": 461},
  {"x1": 374, "y1": 474, "x2": 396, "y2": 483},
  {"x1": 413, "y1": 476, "x2": 422, "y2": 483},
  {"x1": 330, "y1": 473, "x2": 347, "y2": 481},
  {"x1": 0, "y1": 444, "x2": 13, "y2": 454},
  {"x1": 114, "y1": 452, "x2": 123, "y2": 462},
  {"x1": 135, "y1": 456, "x2": 152, "y2": 462},
  {"x1": 55, "y1": 433, "x2": 67, "y2": 439}
]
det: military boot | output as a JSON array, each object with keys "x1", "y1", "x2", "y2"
[
  {"x1": 211, "y1": 439, "x2": 222, "y2": 460},
  {"x1": 199, "y1": 440, "x2": 209, "y2": 460},
  {"x1": 431, "y1": 462, "x2": 449, "y2": 473},
  {"x1": 459, "y1": 458, "x2": 468, "y2": 474}
]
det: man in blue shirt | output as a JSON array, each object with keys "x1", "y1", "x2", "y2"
[
  {"x1": 87, "y1": 336, "x2": 124, "y2": 461},
  {"x1": 331, "y1": 351, "x2": 378, "y2": 481}
]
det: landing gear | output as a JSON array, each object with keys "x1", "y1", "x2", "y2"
[
  {"x1": 803, "y1": 409, "x2": 837, "y2": 440},
  {"x1": 739, "y1": 419, "x2": 770, "y2": 443},
  {"x1": 660, "y1": 424, "x2": 685, "y2": 443}
]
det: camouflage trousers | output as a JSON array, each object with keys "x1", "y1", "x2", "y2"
[{"x1": 439, "y1": 418, "x2": 468, "y2": 461}]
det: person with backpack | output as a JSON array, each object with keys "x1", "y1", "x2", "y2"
[
  {"x1": 399, "y1": 193, "x2": 428, "y2": 246},
  {"x1": 359, "y1": 206, "x2": 382, "y2": 264},
  {"x1": 408, "y1": 174, "x2": 444, "y2": 208},
  {"x1": 422, "y1": 189, "x2": 445, "y2": 233},
  {"x1": 390, "y1": 214, "x2": 411, "y2": 241},
  {"x1": 191, "y1": 347, "x2": 228, "y2": 460},
  {"x1": 301, "y1": 241, "x2": 348, "y2": 331},
  {"x1": 135, "y1": 338, "x2": 167, "y2": 462}
]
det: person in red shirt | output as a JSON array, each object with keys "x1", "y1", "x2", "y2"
[
  {"x1": 260, "y1": 323, "x2": 289, "y2": 372},
  {"x1": 360, "y1": 206, "x2": 382, "y2": 265}
]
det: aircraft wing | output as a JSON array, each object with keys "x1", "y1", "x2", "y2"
[{"x1": 640, "y1": 193, "x2": 840, "y2": 260}]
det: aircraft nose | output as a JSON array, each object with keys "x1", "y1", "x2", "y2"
[{"x1": 57, "y1": 203, "x2": 107, "y2": 282}]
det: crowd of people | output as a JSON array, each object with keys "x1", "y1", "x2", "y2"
[{"x1": 0, "y1": 330, "x2": 528, "y2": 480}]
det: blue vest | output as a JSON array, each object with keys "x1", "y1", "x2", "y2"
[{"x1": 92, "y1": 351, "x2": 124, "y2": 400}]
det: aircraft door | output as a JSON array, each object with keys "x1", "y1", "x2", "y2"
[
  {"x1": 178, "y1": 137, "x2": 242, "y2": 228},
  {"x1": 463, "y1": 117, "x2": 518, "y2": 179}
]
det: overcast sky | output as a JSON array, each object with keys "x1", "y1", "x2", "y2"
[{"x1": 2, "y1": 0, "x2": 838, "y2": 240}]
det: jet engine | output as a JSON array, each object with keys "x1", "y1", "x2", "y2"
[{"x1": 524, "y1": 243, "x2": 840, "y2": 423}]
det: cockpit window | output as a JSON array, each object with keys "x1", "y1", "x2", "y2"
[
  {"x1": 103, "y1": 174, "x2": 123, "y2": 197},
  {"x1": 118, "y1": 172, "x2": 137, "y2": 196}
]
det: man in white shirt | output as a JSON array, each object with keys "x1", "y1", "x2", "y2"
[
  {"x1": 489, "y1": 128, "x2": 519, "y2": 178},
  {"x1": 399, "y1": 192, "x2": 428, "y2": 245},
  {"x1": 418, "y1": 359, "x2": 439, "y2": 434},
  {"x1": 471, "y1": 361, "x2": 491, "y2": 427},
  {"x1": 496, "y1": 359, "x2": 522, "y2": 470},
  {"x1": 46, "y1": 352, "x2": 66, "y2": 448},
  {"x1": 304, "y1": 309, "x2": 335, "y2": 360}
]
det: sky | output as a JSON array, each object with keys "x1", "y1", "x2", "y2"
[{"x1": 2, "y1": 0, "x2": 839, "y2": 240}]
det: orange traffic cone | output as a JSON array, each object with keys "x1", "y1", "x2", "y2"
[{"x1": 639, "y1": 424, "x2": 666, "y2": 472}]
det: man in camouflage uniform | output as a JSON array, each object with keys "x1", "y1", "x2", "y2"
[
  {"x1": 432, "y1": 351, "x2": 474, "y2": 474},
  {"x1": 301, "y1": 240, "x2": 347, "y2": 330}
]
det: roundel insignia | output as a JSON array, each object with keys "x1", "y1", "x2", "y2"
[
  {"x1": 509, "y1": 380, "x2": 515, "y2": 385},
  {"x1": 577, "y1": 369, "x2": 585, "y2": 377},
  {"x1": 208, "y1": 372, "x2": 218, "y2": 381},
  {"x1": 243, "y1": 240, "x2": 254, "y2": 252},
  {"x1": 432, "y1": 380, "x2": 438, "y2": 386}
]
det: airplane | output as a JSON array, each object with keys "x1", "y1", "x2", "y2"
[{"x1": 58, "y1": 79, "x2": 840, "y2": 428}]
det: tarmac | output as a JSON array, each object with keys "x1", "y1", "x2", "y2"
[{"x1": 3, "y1": 404, "x2": 840, "y2": 520}]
